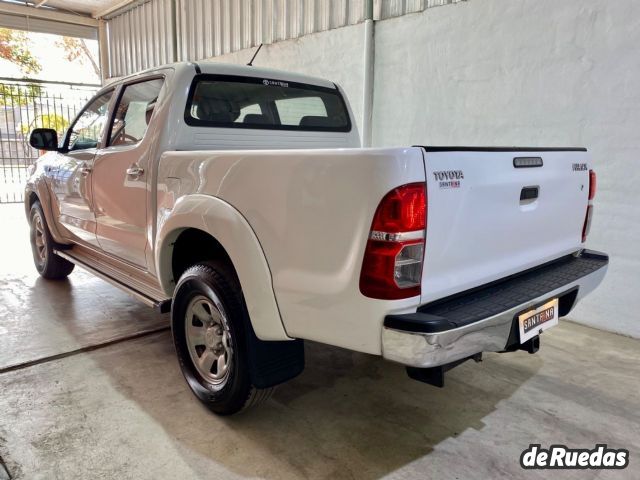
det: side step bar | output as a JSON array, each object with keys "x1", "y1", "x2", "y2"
[{"x1": 55, "y1": 248, "x2": 171, "y2": 313}]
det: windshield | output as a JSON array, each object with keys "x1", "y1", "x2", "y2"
[{"x1": 185, "y1": 75, "x2": 351, "y2": 132}]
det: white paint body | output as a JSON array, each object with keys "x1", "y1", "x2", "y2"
[
  {"x1": 27, "y1": 62, "x2": 595, "y2": 357},
  {"x1": 421, "y1": 150, "x2": 590, "y2": 305}
]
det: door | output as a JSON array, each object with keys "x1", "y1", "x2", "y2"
[
  {"x1": 91, "y1": 77, "x2": 164, "y2": 268},
  {"x1": 50, "y1": 90, "x2": 115, "y2": 244}
]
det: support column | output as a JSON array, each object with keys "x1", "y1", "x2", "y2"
[
  {"x1": 361, "y1": 0, "x2": 375, "y2": 147},
  {"x1": 98, "y1": 19, "x2": 109, "y2": 83}
]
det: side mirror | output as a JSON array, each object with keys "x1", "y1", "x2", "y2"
[{"x1": 29, "y1": 128, "x2": 59, "y2": 151}]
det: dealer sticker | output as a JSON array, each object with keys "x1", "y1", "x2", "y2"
[{"x1": 518, "y1": 298, "x2": 559, "y2": 343}]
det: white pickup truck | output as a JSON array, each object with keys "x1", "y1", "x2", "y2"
[{"x1": 25, "y1": 62, "x2": 608, "y2": 415}]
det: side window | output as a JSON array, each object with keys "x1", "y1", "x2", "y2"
[
  {"x1": 109, "y1": 78, "x2": 164, "y2": 146},
  {"x1": 275, "y1": 97, "x2": 327, "y2": 126},
  {"x1": 67, "y1": 91, "x2": 114, "y2": 151}
]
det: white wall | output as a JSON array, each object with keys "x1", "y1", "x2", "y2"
[
  {"x1": 207, "y1": 0, "x2": 639, "y2": 338},
  {"x1": 206, "y1": 23, "x2": 365, "y2": 136},
  {"x1": 373, "y1": 0, "x2": 640, "y2": 338}
]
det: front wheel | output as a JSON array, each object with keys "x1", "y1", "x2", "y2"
[
  {"x1": 29, "y1": 202, "x2": 75, "y2": 279},
  {"x1": 171, "y1": 262, "x2": 273, "y2": 415}
]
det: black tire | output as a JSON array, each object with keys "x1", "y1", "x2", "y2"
[
  {"x1": 171, "y1": 262, "x2": 273, "y2": 415},
  {"x1": 29, "y1": 201, "x2": 75, "y2": 280}
]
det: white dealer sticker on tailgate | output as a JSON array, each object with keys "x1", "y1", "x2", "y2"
[{"x1": 518, "y1": 298, "x2": 559, "y2": 344}]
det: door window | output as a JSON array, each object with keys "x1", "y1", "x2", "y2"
[
  {"x1": 67, "y1": 91, "x2": 114, "y2": 151},
  {"x1": 109, "y1": 78, "x2": 164, "y2": 146}
]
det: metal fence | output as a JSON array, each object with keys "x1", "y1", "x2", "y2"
[{"x1": 0, "y1": 78, "x2": 99, "y2": 204}]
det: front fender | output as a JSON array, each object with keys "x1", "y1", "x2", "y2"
[
  {"x1": 155, "y1": 194, "x2": 290, "y2": 341},
  {"x1": 25, "y1": 165, "x2": 70, "y2": 245}
]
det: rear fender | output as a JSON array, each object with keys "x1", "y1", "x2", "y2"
[{"x1": 155, "y1": 194, "x2": 290, "y2": 341}]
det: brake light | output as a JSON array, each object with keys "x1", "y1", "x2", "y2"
[
  {"x1": 588, "y1": 169, "x2": 596, "y2": 200},
  {"x1": 360, "y1": 183, "x2": 426, "y2": 300},
  {"x1": 582, "y1": 169, "x2": 596, "y2": 243}
]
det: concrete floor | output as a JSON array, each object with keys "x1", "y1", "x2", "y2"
[{"x1": 0, "y1": 203, "x2": 638, "y2": 480}]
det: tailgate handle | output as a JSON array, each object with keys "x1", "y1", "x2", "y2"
[{"x1": 520, "y1": 186, "x2": 539, "y2": 201}]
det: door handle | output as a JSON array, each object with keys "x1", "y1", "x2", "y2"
[
  {"x1": 520, "y1": 186, "x2": 539, "y2": 201},
  {"x1": 126, "y1": 166, "x2": 144, "y2": 177},
  {"x1": 79, "y1": 164, "x2": 92, "y2": 177}
]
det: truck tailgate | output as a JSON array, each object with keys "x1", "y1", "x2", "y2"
[{"x1": 419, "y1": 147, "x2": 591, "y2": 304}]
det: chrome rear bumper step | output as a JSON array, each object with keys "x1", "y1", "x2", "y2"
[{"x1": 382, "y1": 249, "x2": 608, "y2": 369}]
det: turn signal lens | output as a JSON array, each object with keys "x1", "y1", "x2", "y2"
[{"x1": 360, "y1": 183, "x2": 427, "y2": 300}]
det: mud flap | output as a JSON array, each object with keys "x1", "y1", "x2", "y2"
[{"x1": 245, "y1": 322, "x2": 305, "y2": 389}]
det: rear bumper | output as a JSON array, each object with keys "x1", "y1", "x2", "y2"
[{"x1": 382, "y1": 249, "x2": 608, "y2": 368}]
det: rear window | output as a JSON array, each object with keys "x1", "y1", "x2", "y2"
[{"x1": 185, "y1": 75, "x2": 351, "y2": 132}]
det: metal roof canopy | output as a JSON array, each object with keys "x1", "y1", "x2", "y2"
[{"x1": 0, "y1": 1, "x2": 98, "y2": 39}]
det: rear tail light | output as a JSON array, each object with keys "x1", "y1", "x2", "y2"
[
  {"x1": 588, "y1": 169, "x2": 596, "y2": 200},
  {"x1": 360, "y1": 183, "x2": 426, "y2": 300},
  {"x1": 582, "y1": 205, "x2": 593, "y2": 243},
  {"x1": 582, "y1": 169, "x2": 596, "y2": 243}
]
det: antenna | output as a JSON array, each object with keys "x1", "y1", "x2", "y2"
[{"x1": 247, "y1": 43, "x2": 263, "y2": 67}]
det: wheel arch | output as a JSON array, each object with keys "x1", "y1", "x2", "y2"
[
  {"x1": 156, "y1": 194, "x2": 290, "y2": 341},
  {"x1": 26, "y1": 190, "x2": 39, "y2": 210},
  {"x1": 25, "y1": 186, "x2": 43, "y2": 220},
  {"x1": 170, "y1": 228, "x2": 234, "y2": 284},
  {"x1": 24, "y1": 181, "x2": 70, "y2": 245}
]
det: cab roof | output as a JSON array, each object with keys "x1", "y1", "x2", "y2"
[{"x1": 110, "y1": 61, "x2": 336, "y2": 90}]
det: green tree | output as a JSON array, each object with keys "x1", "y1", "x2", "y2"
[
  {"x1": 0, "y1": 28, "x2": 41, "y2": 74},
  {"x1": 0, "y1": 83, "x2": 43, "y2": 107}
]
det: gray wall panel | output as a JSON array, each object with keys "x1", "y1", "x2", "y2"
[{"x1": 106, "y1": 0, "x2": 465, "y2": 77}]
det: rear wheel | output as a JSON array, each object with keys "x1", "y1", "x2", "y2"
[
  {"x1": 171, "y1": 262, "x2": 273, "y2": 415},
  {"x1": 29, "y1": 202, "x2": 74, "y2": 279}
]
